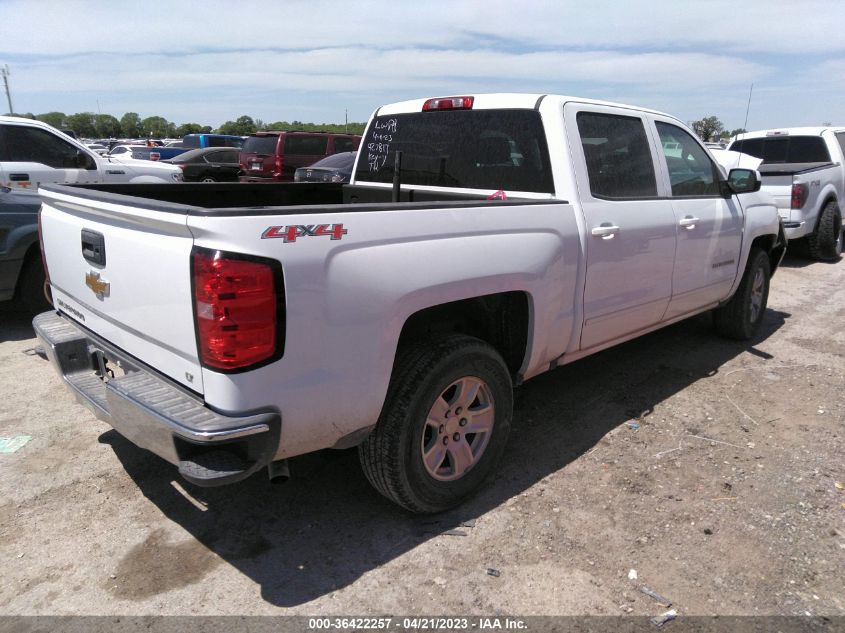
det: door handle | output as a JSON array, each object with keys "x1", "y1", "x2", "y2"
[
  {"x1": 679, "y1": 216, "x2": 699, "y2": 229},
  {"x1": 591, "y1": 224, "x2": 620, "y2": 239},
  {"x1": 9, "y1": 173, "x2": 30, "y2": 181}
]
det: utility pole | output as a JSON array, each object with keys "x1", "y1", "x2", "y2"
[
  {"x1": 1, "y1": 65, "x2": 13, "y2": 115},
  {"x1": 345, "y1": 109, "x2": 348, "y2": 133}
]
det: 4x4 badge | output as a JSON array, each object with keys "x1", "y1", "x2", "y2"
[
  {"x1": 262, "y1": 223, "x2": 348, "y2": 243},
  {"x1": 85, "y1": 271, "x2": 110, "y2": 299}
]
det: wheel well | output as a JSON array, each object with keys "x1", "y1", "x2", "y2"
[
  {"x1": 815, "y1": 195, "x2": 840, "y2": 231},
  {"x1": 749, "y1": 233, "x2": 785, "y2": 276},
  {"x1": 397, "y1": 291, "x2": 530, "y2": 379},
  {"x1": 15, "y1": 242, "x2": 42, "y2": 296}
]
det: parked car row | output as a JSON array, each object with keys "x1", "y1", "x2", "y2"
[
  {"x1": 156, "y1": 132, "x2": 361, "y2": 183},
  {"x1": 82, "y1": 131, "x2": 362, "y2": 183}
]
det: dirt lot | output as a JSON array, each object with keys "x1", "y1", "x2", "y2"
[{"x1": 0, "y1": 252, "x2": 843, "y2": 618}]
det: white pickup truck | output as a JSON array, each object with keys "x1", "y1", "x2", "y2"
[
  {"x1": 728, "y1": 127, "x2": 845, "y2": 260},
  {"x1": 33, "y1": 94, "x2": 785, "y2": 513},
  {"x1": 0, "y1": 116, "x2": 182, "y2": 311}
]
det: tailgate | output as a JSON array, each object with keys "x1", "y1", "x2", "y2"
[{"x1": 38, "y1": 186, "x2": 203, "y2": 393}]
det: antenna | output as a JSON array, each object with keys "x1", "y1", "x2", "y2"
[
  {"x1": 735, "y1": 83, "x2": 753, "y2": 169},
  {"x1": 1, "y1": 65, "x2": 13, "y2": 115},
  {"x1": 742, "y1": 83, "x2": 753, "y2": 133}
]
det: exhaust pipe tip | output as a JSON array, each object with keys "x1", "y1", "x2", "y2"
[{"x1": 268, "y1": 459, "x2": 290, "y2": 484}]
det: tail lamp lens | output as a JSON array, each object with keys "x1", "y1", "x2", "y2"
[
  {"x1": 192, "y1": 248, "x2": 284, "y2": 371},
  {"x1": 422, "y1": 96, "x2": 474, "y2": 111},
  {"x1": 274, "y1": 155, "x2": 283, "y2": 178},
  {"x1": 791, "y1": 183, "x2": 808, "y2": 209}
]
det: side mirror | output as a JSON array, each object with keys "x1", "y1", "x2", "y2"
[{"x1": 725, "y1": 168, "x2": 761, "y2": 195}]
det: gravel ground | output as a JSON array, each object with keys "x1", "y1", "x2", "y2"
[{"x1": 0, "y1": 252, "x2": 843, "y2": 617}]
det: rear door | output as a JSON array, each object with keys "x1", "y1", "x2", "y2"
[
  {"x1": 565, "y1": 104, "x2": 677, "y2": 350},
  {"x1": 650, "y1": 117, "x2": 743, "y2": 318},
  {"x1": 205, "y1": 149, "x2": 240, "y2": 180}
]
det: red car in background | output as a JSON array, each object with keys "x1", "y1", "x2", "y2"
[{"x1": 239, "y1": 131, "x2": 361, "y2": 182}]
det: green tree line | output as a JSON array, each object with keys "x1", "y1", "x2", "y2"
[
  {"x1": 4, "y1": 111, "x2": 366, "y2": 138},
  {"x1": 688, "y1": 115, "x2": 746, "y2": 142}
]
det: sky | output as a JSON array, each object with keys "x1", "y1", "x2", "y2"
[{"x1": 1, "y1": 0, "x2": 844, "y2": 131}]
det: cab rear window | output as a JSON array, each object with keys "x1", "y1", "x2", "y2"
[
  {"x1": 355, "y1": 110, "x2": 554, "y2": 193},
  {"x1": 728, "y1": 136, "x2": 831, "y2": 163}
]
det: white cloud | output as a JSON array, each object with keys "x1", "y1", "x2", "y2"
[
  {"x1": 3, "y1": 0, "x2": 845, "y2": 55},
  {"x1": 0, "y1": 0, "x2": 842, "y2": 128}
]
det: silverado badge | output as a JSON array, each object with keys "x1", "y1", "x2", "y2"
[{"x1": 85, "y1": 271, "x2": 110, "y2": 299}]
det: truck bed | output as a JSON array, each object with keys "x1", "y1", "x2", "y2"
[
  {"x1": 757, "y1": 161, "x2": 834, "y2": 176},
  {"x1": 40, "y1": 182, "x2": 549, "y2": 215}
]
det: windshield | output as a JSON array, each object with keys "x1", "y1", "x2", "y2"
[{"x1": 355, "y1": 109, "x2": 554, "y2": 193}]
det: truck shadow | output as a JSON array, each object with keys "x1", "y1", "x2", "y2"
[
  {"x1": 778, "y1": 248, "x2": 841, "y2": 269},
  {"x1": 101, "y1": 308, "x2": 788, "y2": 607},
  {"x1": 0, "y1": 301, "x2": 37, "y2": 342}
]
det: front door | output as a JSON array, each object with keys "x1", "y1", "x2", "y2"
[{"x1": 651, "y1": 119, "x2": 743, "y2": 319}]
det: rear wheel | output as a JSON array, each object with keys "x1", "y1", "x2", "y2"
[
  {"x1": 713, "y1": 248, "x2": 770, "y2": 340},
  {"x1": 359, "y1": 335, "x2": 512, "y2": 513},
  {"x1": 806, "y1": 200, "x2": 842, "y2": 261},
  {"x1": 201, "y1": 176, "x2": 216, "y2": 183}
]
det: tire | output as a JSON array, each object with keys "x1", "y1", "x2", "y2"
[
  {"x1": 18, "y1": 254, "x2": 51, "y2": 314},
  {"x1": 806, "y1": 200, "x2": 842, "y2": 261},
  {"x1": 201, "y1": 176, "x2": 216, "y2": 183},
  {"x1": 359, "y1": 335, "x2": 513, "y2": 513},
  {"x1": 713, "y1": 248, "x2": 770, "y2": 340}
]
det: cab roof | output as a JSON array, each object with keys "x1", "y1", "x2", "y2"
[{"x1": 375, "y1": 93, "x2": 674, "y2": 120}]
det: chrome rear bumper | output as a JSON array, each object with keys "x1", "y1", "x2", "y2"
[{"x1": 33, "y1": 310, "x2": 281, "y2": 486}]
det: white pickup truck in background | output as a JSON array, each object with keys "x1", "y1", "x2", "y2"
[
  {"x1": 728, "y1": 127, "x2": 845, "y2": 260},
  {"x1": 0, "y1": 116, "x2": 183, "y2": 311},
  {"x1": 33, "y1": 93, "x2": 785, "y2": 513}
]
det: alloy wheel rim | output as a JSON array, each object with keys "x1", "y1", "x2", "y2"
[{"x1": 421, "y1": 376, "x2": 494, "y2": 481}]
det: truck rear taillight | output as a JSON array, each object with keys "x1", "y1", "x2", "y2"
[
  {"x1": 274, "y1": 155, "x2": 283, "y2": 178},
  {"x1": 191, "y1": 247, "x2": 285, "y2": 372},
  {"x1": 791, "y1": 183, "x2": 808, "y2": 209},
  {"x1": 422, "y1": 96, "x2": 474, "y2": 111}
]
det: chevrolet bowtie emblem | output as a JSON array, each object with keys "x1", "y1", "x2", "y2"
[{"x1": 85, "y1": 271, "x2": 110, "y2": 299}]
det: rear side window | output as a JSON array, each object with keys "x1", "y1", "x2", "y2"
[
  {"x1": 242, "y1": 135, "x2": 279, "y2": 155},
  {"x1": 214, "y1": 149, "x2": 239, "y2": 162},
  {"x1": 576, "y1": 112, "x2": 657, "y2": 199},
  {"x1": 836, "y1": 133, "x2": 845, "y2": 160},
  {"x1": 656, "y1": 121, "x2": 721, "y2": 197},
  {"x1": 354, "y1": 109, "x2": 554, "y2": 193},
  {"x1": 0, "y1": 124, "x2": 92, "y2": 169},
  {"x1": 182, "y1": 135, "x2": 201, "y2": 148},
  {"x1": 334, "y1": 137, "x2": 355, "y2": 152},
  {"x1": 284, "y1": 136, "x2": 328, "y2": 155},
  {"x1": 728, "y1": 136, "x2": 830, "y2": 163}
]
